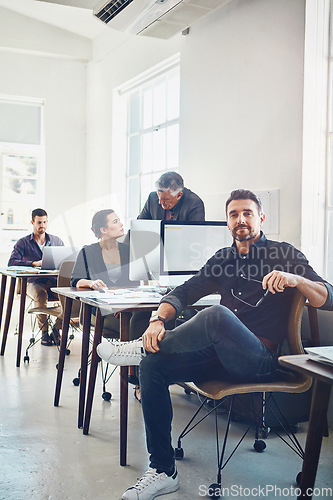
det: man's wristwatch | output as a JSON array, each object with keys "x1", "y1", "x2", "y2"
[{"x1": 149, "y1": 313, "x2": 166, "y2": 324}]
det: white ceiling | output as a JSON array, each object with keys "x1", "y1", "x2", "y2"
[{"x1": 0, "y1": 0, "x2": 107, "y2": 39}]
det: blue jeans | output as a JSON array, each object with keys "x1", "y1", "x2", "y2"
[{"x1": 139, "y1": 305, "x2": 279, "y2": 473}]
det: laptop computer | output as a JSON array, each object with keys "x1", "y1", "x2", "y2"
[{"x1": 41, "y1": 246, "x2": 79, "y2": 271}]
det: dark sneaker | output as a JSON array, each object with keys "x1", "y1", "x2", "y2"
[
  {"x1": 41, "y1": 333, "x2": 53, "y2": 346},
  {"x1": 50, "y1": 327, "x2": 61, "y2": 346}
]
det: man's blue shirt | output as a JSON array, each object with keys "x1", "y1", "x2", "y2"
[{"x1": 8, "y1": 232, "x2": 64, "y2": 284}]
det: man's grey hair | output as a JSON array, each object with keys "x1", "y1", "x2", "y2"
[{"x1": 155, "y1": 171, "x2": 184, "y2": 196}]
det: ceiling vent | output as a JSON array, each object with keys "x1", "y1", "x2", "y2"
[
  {"x1": 93, "y1": 0, "x2": 232, "y2": 38},
  {"x1": 94, "y1": 0, "x2": 135, "y2": 24},
  {"x1": 36, "y1": 0, "x2": 232, "y2": 39}
]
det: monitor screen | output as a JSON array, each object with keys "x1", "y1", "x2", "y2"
[
  {"x1": 129, "y1": 219, "x2": 161, "y2": 281},
  {"x1": 160, "y1": 221, "x2": 232, "y2": 287}
]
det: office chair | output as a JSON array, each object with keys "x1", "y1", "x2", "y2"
[
  {"x1": 174, "y1": 290, "x2": 312, "y2": 498},
  {"x1": 13, "y1": 278, "x2": 37, "y2": 334},
  {"x1": 72, "y1": 309, "x2": 119, "y2": 401},
  {"x1": 25, "y1": 260, "x2": 80, "y2": 363}
]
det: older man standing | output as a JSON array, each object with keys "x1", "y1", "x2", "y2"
[
  {"x1": 8, "y1": 208, "x2": 64, "y2": 346},
  {"x1": 138, "y1": 171, "x2": 205, "y2": 221}
]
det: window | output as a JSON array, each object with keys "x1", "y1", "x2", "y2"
[
  {"x1": 114, "y1": 57, "x2": 180, "y2": 224},
  {"x1": 0, "y1": 98, "x2": 44, "y2": 252}
]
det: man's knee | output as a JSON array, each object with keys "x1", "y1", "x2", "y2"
[
  {"x1": 204, "y1": 304, "x2": 234, "y2": 324},
  {"x1": 140, "y1": 353, "x2": 164, "y2": 383},
  {"x1": 28, "y1": 285, "x2": 48, "y2": 305},
  {"x1": 203, "y1": 304, "x2": 237, "y2": 341}
]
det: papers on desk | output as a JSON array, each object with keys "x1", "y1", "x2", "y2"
[
  {"x1": 76, "y1": 288, "x2": 221, "y2": 307},
  {"x1": 6, "y1": 266, "x2": 58, "y2": 275},
  {"x1": 76, "y1": 288, "x2": 164, "y2": 305},
  {"x1": 98, "y1": 289, "x2": 164, "y2": 304},
  {"x1": 305, "y1": 346, "x2": 333, "y2": 367},
  {"x1": 7, "y1": 266, "x2": 40, "y2": 274}
]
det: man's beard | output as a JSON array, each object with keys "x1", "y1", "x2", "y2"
[{"x1": 232, "y1": 225, "x2": 255, "y2": 242}]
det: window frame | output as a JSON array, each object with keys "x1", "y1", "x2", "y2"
[
  {"x1": 111, "y1": 55, "x2": 180, "y2": 227},
  {"x1": 0, "y1": 97, "x2": 45, "y2": 252}
]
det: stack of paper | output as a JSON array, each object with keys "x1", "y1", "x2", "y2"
[
  {"x1": 305, "y1": 346, "x2": 333, "y2": 367},
  {"x1": 7, "y1": 266, "x2": 39, "y2": 274}
]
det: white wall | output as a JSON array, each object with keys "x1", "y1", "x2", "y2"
[
  {"x1": 180, "y1": 0, "x2": 305, "y2": 247},
  {"x1": 0, "y1": 0, "x2": 306, "y2": 250},
  {"x1": 87, "y1": 0, "x2": 305, "y2": 247},
  {"x1": 0, "y1": 7, "x2": 91, "y2": 59},
  {"x1": 85, "y1": 31, "x2": 181, "y2": 228},
  {"x1": 0, "y1": 9, "x2": 90, "y2": 263}
]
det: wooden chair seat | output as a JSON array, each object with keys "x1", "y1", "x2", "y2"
[{"x1": 186, "y1": 369, "x2": 312, "y2": 400}]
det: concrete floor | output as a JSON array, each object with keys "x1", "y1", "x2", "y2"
[{"x1": 0, "y1": 309, "x2": 332, "y2": 500}]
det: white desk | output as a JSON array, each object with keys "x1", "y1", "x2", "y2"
[
  {"x1": 53, "y1": 286, "x2": 219, "y2": 466},
  {"x1": 0, "y1": 267, "x2": 58, "y2": 367}
]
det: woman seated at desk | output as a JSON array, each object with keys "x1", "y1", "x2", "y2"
[{"x1": 70, "y1": 209, "x2": 150, "y2": 402}]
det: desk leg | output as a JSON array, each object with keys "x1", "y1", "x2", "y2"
[
  {"x1": 83, "y1": 308, "x2": 104, "y2": 435},
  {"x1": 298, "y1": 380, "x2": 332, "y2": 499},
  {"x1": 54, "y1": 297, "x2": 72, "y2": 406},
  {"x1": 1, "y1": 277, "x2": 16, "y2": 356},
  {"x1": 78, "y1": 303, "x2": 91, "y2": 429},
  {"x1": 16, "y1": 278, "x2": 27, "y2": 367},
  {"x1": 120, "y1": 311, "x2": 130, "y2": 467},
  {"x1": 0, "y1": 274, "x2": 7, "y2": 332}
]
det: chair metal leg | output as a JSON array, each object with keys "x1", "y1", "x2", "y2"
[{"x1": 176, "y1": 389, "x2": 307, "y2": 497}]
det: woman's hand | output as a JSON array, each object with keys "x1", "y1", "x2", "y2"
[{"x1": 90, "y1": 279, "x2": 107, "y2": 290}]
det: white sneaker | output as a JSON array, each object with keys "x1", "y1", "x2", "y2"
[
  {"x1": 122, "y1": 467, "x2": 179, "y2": 500},
  {"x1": 96, "y1": 338, "x2": 146, "y2": 366}
]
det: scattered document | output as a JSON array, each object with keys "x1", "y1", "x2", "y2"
[
  {"x1": 305, "y1": 346, "x2": 333, "y2": 367},
  {"x1": 76, "y1": 288, "x2": 221, "y2": 307},
  {"x1": 6, "y1": 266, "x2": 40, "y2": 274},
  {"x1": 5, "y1": 266, "x2": 58, "y2": 275},
  {"x1": 96, "y1": 289, "x2": 164, "y2": 305}
]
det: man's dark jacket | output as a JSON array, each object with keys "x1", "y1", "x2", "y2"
[{"x1": 138, "y1": 187, "x2": 205, "y2": 221}]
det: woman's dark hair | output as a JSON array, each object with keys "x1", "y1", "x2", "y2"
[
  {"x1": 91, "y1": 209, "x2": 115, "y2": 238},
  {"x1": 225, "y1": 189, "x2": 263, "y2": 215}
]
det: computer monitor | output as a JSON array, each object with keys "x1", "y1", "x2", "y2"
[
  {"x1": 159, "y1": 220, "x2": 232, "y2": 287},
  {"x1": 129, "y1": 219, "x2": 161, "y2": 281}
]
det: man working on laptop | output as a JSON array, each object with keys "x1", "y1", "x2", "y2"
[
  {"x1": 97, "y1": 189, "x2": 333, "y2": 500},
  {"x1": 8, "y1": 208, "x2": 64, "y2": 346}
]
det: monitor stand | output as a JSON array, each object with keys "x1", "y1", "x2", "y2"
[{"x1": 158, "y1": 274, "x2": 192, "y2": 289}]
